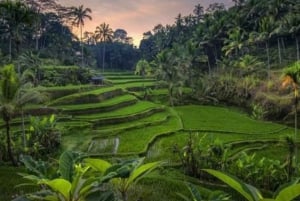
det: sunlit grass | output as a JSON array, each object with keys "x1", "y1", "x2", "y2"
[
  {"x1": 55, "y1": 94, "x2": 137, "y2": 110},
  {"x1": 108, "y1": 78, "x2": 155, "y2": 84},
  {"x1": 175, "y1": 105, "x2": 287, "y2": 134},
  {"x1": 93, "y1": 111, "x2": 170, "y2": 136},
  {"x1": 75, "y1": 101, "x2": 161, "y2": 120},
  {"x1": 117, "y1": 112, "x2": 182, "y2": 154}
]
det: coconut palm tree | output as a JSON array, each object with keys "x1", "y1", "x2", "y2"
[
  {"x1": 69, "y1": 5, "x2": 92, "y2": 67},
  {"x1": 95, "y1": 22, "x2": 114, "y2": 72},
  {"x1": 0, "y1": 64, "x2": 19, "y2": 165},
  {"x1": 282, "y1": 12, "x2": 300, "y2": 61},
  {"x1": 0, "y1": 64, "x2": 44, "y2": 165},
  {"x1": 282, "y1": 61, "x2": 300, "y2": 168},
  {"x1": 222, "y1": 26, "x2": 247, "y2": 57},
  {"x1": 0, "y1": 0, "x2": 34, "y2": 61}
]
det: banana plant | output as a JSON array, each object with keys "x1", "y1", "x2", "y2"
[
  {"x1": 204, "y1": 169, "x2": 300, "y2": 201},
  {"x1": 177, "y1": 182, "x2": 231, "y2": 201},
  {"x1": 85, "y1": 157, "x2": 162, "y2": 201},
  {"x1": 16, "y1": 151, "x2": 117, "y2": 201}
]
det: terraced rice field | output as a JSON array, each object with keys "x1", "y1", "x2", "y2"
[
  {"x1": 1, "y1": 72, "x2": 295, "y2": 201},
  {"x1": 6, "y1": 73, "x2": 293, "y2": 161}
]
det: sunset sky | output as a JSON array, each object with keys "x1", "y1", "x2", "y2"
[{"x1": 58, "y1": 0, "x2": 233, "y2": 46}]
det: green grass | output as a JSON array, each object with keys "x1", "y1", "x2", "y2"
[
  {"x1": 0, "y1": 166, "x2": 37, "y2": 200},
  {"x1": 146, "y1": 129, "x2": 292, "y2": 162},
  {"x1": 49, "y1": 81, "x2": 157, "y2": 106},
  {"x1": 55, "y1": 94, "x2": 137, "y2": 111},
  {"x1": 105, "y1": 75, "x2": 146, "y2": 80},
  {"x1": 115, "y1": 82, "x2": 156, "y2": 89},
  {"x1": 175, "y1": 105, "x2": 287, "y2": 134},
  {"x1": 94, "y1": 110, "x2": 170, "y2": 131},
  {"x1": 108, "y1": 79, "x2": 155, "y2": 84},
  {"x1": 117, "y1": 111, "x2": 182, "y2": 154},
  {"x1": 49, "y1": 87, "x2": 123, "y2": 105},
  {"x1": 75, "y1": 101, "x2": 161, "y2": 120}
]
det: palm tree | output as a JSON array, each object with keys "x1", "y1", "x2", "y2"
[
  {"x1": 249, "y1": 16, "x2": 276, "y2": 79},
  {"x1": 95, "y1": 22, "x2": 114, "y2": 72},
  {"x1": 283, "y1": 12, "x2": 300, "y2": 61},
  {"x1": 282, "y1": 61, "x2": 300, "y2": 169},
  {"x1": 0, "y1": 64, "x2": 19, "y2": 165},
  {"x1": 193, "y1": 4, "x2": 204, "y2": 24},
  {"x1": 155, "y1": 44, "x2": 191, "y2": 106},
  {"x1": 0, "y1": 64, "x2": 44, "y2": 165},
  {"x1": 69, "y1": 5, "x2": 92, "y2": 67},
  {"x1": 0, "y1": 0, "x2": 34, "y2": 61},
  {"x1": 222, "y1": 26, "x2": 246, "y2": 57}
]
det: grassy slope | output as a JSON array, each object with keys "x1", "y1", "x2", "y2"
[
  {"x1": 75, "y1": 101, "x2": 161, "y2": 119},
  {"x1": 55, "y1": 94, "x2": 137, "y2": 110},
  {"x1": 2, "y1": 72, "x2": 296, "y2": 201},
  {"x1": 175, "y1": 105, "x2": 288, "y2": 134}
]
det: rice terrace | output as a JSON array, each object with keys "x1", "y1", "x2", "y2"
[{"x1": 0, "y1": 0, "x2": 300, "y2": 200}]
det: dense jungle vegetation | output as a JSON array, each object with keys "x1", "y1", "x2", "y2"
[{"x1": 0, "y1": 0, "x2": 300, "y2": 200}]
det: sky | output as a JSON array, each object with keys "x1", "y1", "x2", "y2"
[{"x1": 58, "y1": 0, "x2": 233, "y2": 46}]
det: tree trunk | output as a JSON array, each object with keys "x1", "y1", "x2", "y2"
[
  {"x1": 277, "y1": 38, "x2": 282, "y2": 64},
  {"x1": 102, "y1": 43, "x2": 106, "y2": 73},
  {"x1": 169, "y1": 86, "x2": 174, "y2": 107},
  {"x1": 35, "y1": 37, "x2": 39, "y2": 51},
  {"x1": 281, "y1": 37, "x2": 286, "y2": 56},
  {"x1": 9, "y1": 37, "x2": 12, "y2": 62},
  {"x1": 5, "y1": 119, "x2": 17, "y2": 166},
  {"x1": 121, "y1": 191, "x2": 127, "y2": 201},
  {"x1": 80, "y1": 24, "x2": 84, "y2": 68},
  {"x1": 266, "y1": 42, "x2": 270, "y2": 80},
  {"x1": 294, "y1": 92, "x2": 298, "y2": 172},
  {"x1": 21, "y1": 109, "x2": 26, "y2": 148},
  {"x1": 296, "y1": 37, "x2": 299, "y2": 61}
]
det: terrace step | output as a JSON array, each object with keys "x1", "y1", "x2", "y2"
[
  {"x1": 39, "y1": 85, "x2": 98, "y2": 100},
  {"x1": 109, "y1": 79, "x2": 155, "y2": 85},
  {"x1": 105, "y1": 75, "x2": 147, "y2": 80},
  {"x1": 91, "y1": 115, "x2": 171, "y2": 137},
  {"x1": 49, "y1": 88, "x2": 123, "y2": 105},
  {"x1": 60, "y1": 96, "x2": 138, "y2": 115},
  {"x1": 77, "y1": 107, "x2": 165, "y2": 127}
]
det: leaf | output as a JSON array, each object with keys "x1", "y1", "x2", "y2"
[
  {"x1": 126, "y1": 161, "x2": 161, "y2": 189},
  {"x1": 176, "y1": 192, "x2": 191, "y2": 201},
  {"x1": 84, "y1": 158, "x2": 112, "y2": 174},
  {"x1": 187, "y1": 183, "x2": 202, "y2": 201},
  {"x1": 39, "y1": 179, "x2": 71, "y2": 200},
  {"x1": 59, "y1": 151, "x2": 76, "y2": 182},
  {"x1": 275, "y1": 184, "x2": 300, "y2": 201},
  {"x1": 203, "y1": 169, "x2": 263, "y2": 201}
]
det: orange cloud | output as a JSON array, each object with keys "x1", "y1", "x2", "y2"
[{"x1": 59, "y1": 0, "x2": 233, "y2": 46}]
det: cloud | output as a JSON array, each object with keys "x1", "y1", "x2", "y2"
[{"x1": 58, "y1": 0, "x2": 233, "y2": 46}]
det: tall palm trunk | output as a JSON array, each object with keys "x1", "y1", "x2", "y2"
[
  {"x1": 294, "y1": 90, "x2": 298, "y2": 171},
  {"x1": 35, "y1": 37, "x2": 39, "y2": 51},
  {"x1": 5, "y1": 118, "x2": 17, "y2": 166},
  {"x1": 102, "y1": 43, "x2": 106, "y2": 73},
  {"x1": 21, "y1": 109, "x2": 26, "y2": 148},
  {"x1": 277, "y1": 38, "x2": 282, "y2": 64},
  {"x1": 296, "y1": 37, "x2": 299, "y2": 61},
  {"x1": 266, "y1": 42, "x2": 270, "y2": 80},
  {"x1": 121, "y1": 191, "x2": 127, "y2": 201},
  {"x1": 9, "y1": 37, "x2": 12, "y2": 62},
  {"x1": 80, "y1": 24, "x2": 84, "y2": 67}
]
